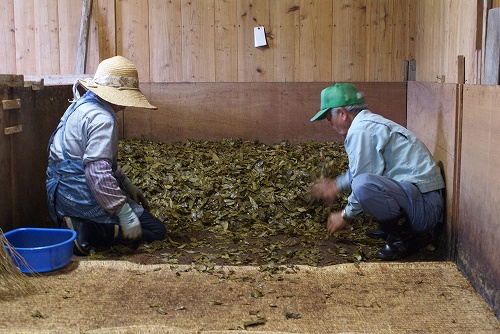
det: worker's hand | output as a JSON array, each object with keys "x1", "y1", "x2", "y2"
[
  {"x1": 123, "y1": 177, "x2": 149, "y2": 209},
  {"x1": 116, "y1": 203, "x2": 143, "y2": 240},
  {"x1": 327, "y1": 212, "x2": 348, "y2": 236},
  {"x1": 311, "y1": 178, "x2": 339, "y2": 205}
]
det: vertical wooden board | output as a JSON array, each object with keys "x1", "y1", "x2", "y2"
[
  {"x1": 86, "y1": 0, "x2": 99, "y2": 74},
  {"x1": 412, "y1": 0, "x2": 477, "y2": 84},
  {"x1": 34, "y1": 0, "x2": 60, "y2": 74},
  {"x1": 297, "y1": 0, "x2": 332, "y2": 82},
  {"x1": 442, "y1": 0, "x2": 475, "y2": 84},
  {"x1": 116, "y1": 0, "x2": 150, "y2": 81},
  {"x1": 414, "y1": 0, "x2": 441, "y2": 82},
  {"x1": 459, "y1": 85, "x2": 500, "y2": 317},
  {"x1": 430, "y1": 145, "x2": 455, "y2": 253},
  {"x1": 181, "y1": 0, "x2": 215, "y2": 82},
  {"x1": 407, "y1": 0, "x2": 416, "y2": 60},
  {"x1": 86, "y1": 0, "x2": 117, "y2": 74},
  {"x1": 237, "y1": 0, "x2": 273, "y2": 82},
  {"x1": 456, "y1": 0, "x2": 477, "y2": 84},
  {"x1": 407, "y1": 82, "x2": 458, "y2": 257},
  {"x1": 412, "y1": 0, "x2": 426, "y2": 80},
  {"x1": 366, "y1": 0, "x2": 406, "y2": 81},
  {"x1": 332, "y1": 0, "x2": 367, "y2": 82},
  {"x1": 484, "y1": 8, "x2": 500, "y2": 85},
  {"x1": 13, "y1": 0, "x2": 37, "y2": 74},
  {"x1": 435, "y1": 1, "x2": 447, "y2": 82},
  {"x1": 480, "y1": 0, "x2": 489, "y2": 84},
  {"x1": 214, "y1": 0, "x2": 238, "y2": 82},
  {"x1": 270, "y1": 0, "x2": 300, "y2": 82},
  {"x1": 441, "y1": 1, "x2": 453, "y2": 82},
  {"x1": 0, "y1": 0, "x2": 17, "y2": 74},
  {"x1": 462, "y1": 99, "x2": 491, "y2": 153},
  {"x1": 440, "y1": 0, "x2": 452, "y2": 82},
  {"x1": 447, "y1": 0, "x2": 476, "y2": 85},
  {"x1": 9, "y1": 86, "x2": 73, "y2": 228},
  {"x1": 58, "y1": 0, "x2": 82, "y2": 74},
  {"x1": 0, "y1": 89, "x2": 14, "y2": 231},
  {"x1": 149, "y1": 0, "x2": 183, "y2": 82},
  {"x1": 407, "y1": 82, "x2": 457, "y2": 157},
  {"x1": 365, "y1": 0, "x2": 382, "y2": 81},
  {"x1": 390, "y1": 0, "x2": 410, "y2": 81}
]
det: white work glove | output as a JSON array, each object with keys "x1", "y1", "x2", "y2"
[
  {"x1": 117, "y1": 203, "x2": 142, "y2": 240},
  {"x1": 123, "y1": 177, "x2": 149, "y2": 209}
]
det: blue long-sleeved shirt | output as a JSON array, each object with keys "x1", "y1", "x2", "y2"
[
  {"x1": 48, "y1": 91, "x2": 127, "y2": 214},
  {"x1": 335, "y1": 110, "x2": 445, "y2": 218}
]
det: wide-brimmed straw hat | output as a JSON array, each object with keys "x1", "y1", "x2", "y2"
[{"x1": 79, "y1": 56, "x2": 157, "y2": 110}]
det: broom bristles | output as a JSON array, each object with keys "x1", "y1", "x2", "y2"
[{"x1": 0, "y1": 228, "x2": 40, "y2": 300}]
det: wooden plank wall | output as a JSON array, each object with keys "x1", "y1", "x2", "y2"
[
  {"x1": 124, "y1": 82, "x2": 407, "y2": 144},
  {"x1": 0, "y1": 86, "x2": 73, "y2": 231},
  {"x1": 1, "y1": 0, "x2": 414, "y2": 82},
  {"x1": 0, "y1": 1, "x2": 489, "y2": 85},
  {"x1": 459, "y1": 85, "x2": 500, "y2": 318},
  {"x1": 1, "y1": 1, "x2": 495, "y2": 85},
  {"x1": 0, "y1": 82, "x2": 405, "y2": 232},
  {"x1": 412, "y1": 0, "x2": 478, "y2": 84},
  {"x1": 408, "y1": 82, "x2": 500, "y2": 318},
  {"x1": 406, "y1": 82, "x2": 459, "y2": 258}
]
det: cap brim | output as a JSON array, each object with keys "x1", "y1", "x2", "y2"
[
  {"x1": 79, "y1": 80, "x2": 157, "y2": 110},
  {"x1": 310, "y1": 108, "x2": 329, "y2": 122}
]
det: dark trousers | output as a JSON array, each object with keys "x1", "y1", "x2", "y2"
[
  {"x1": 129, "y1": 210, "x2": 166, "y2": 243},
  {"x1": 61, "y1": 210, "x2": 166, "y2": 249}
]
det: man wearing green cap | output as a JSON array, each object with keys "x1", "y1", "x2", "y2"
[{"x1": 310, "y1": 83, "x2": 445, "y2": 260}]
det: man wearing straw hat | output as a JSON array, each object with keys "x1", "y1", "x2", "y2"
[
  {"x1": 310, "y1": 83, "x2": 445, "y2": 260},
  {"x1": 46, "y1": 56, "x2": 166, "y2": 256}
]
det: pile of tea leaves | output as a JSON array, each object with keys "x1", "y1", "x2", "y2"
[{"x1": 108, "y1": 138, "x2": 385, "y2": 268}]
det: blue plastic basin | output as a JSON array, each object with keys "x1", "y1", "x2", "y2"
[{"x1": 3, "y1": 227, "x2": 76, "y2": 273}]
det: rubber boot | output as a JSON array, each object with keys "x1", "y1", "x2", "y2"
[
  {"x1": 63, "y1": 217, "x2": 119, "y2": 256},
  {"x1": 115, "y1": 229, "x2": 141, "y2": 251},
  {"x1": 365, "y1": 229, "x2": 389, "y2": 240},
  {"x1": 375, "y1": 215, "x2": 416, "y2": 261}
]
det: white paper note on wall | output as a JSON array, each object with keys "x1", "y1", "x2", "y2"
[{"x1": 254, "y1": 26, "x2": 267, "y2": 47}]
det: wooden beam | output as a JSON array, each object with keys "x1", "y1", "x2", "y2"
[
  {"x1": 408, "y1": 60, "x2": 416, "y2": 81},
  {"x1": 24, "y1": 79, "x2": 44, "y2": 91},
  {"x1": 457, "y1": 55, "x2": 465, "y2": 84},
  {"x1": 451, "y1": 83, "x2": 464, "y2": 261},
  {"x1": 76, "y1": 0, "x2": 93, "y2": 74},
  {"x1": 4, "y1": 125, "x2": 23, "y2": 135},
  {"x1": 2, "y1": 98, "x2": 21, "y2": 110},
  {"x1": 0, "y1": 75, "x2": 24, "y2": 87}
]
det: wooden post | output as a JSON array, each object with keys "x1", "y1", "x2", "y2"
[
  {"x1": 76, "y1": 0, "x2": 93, "y2": 74},
  {"x1": 484, "y1": 7, "x2": 500, "y2": 85},
  {"x1": 0, "y1": 75, "x2": 23, "y2": 232},
  {"x1": 481, "y1": 0, "x2": 493, "y2": 84},
  {"x1": 457, "y1": 55, "x2": 465, "y2": 84}
]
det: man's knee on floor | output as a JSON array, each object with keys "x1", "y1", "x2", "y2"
[
  {"x1": 351, "y1": 173, "x2": 378, "y2": 200},
  {"x1": 139, "y1": 212, "x2": 166, "y2": 242}
]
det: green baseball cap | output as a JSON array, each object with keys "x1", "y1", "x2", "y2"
[{"x1": 310, "y1": 83, "x2": 365, "y2": 122}]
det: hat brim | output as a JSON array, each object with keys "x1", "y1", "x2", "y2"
[
  {"x1": 310, "y1": 108, "x2": 329, "y2": 122},
  {"x1": 79, "y1": 80, "x2": 157, "y2": 110}
]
